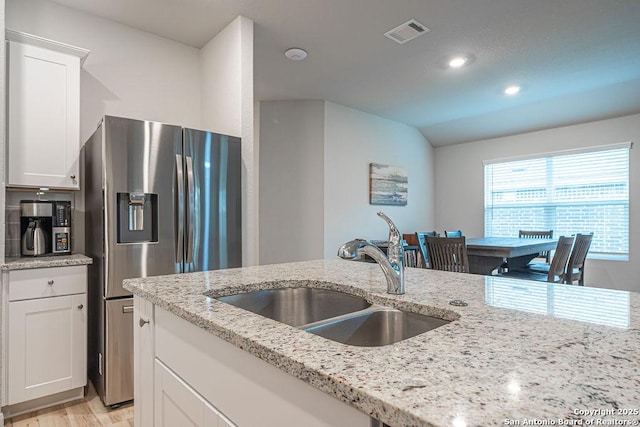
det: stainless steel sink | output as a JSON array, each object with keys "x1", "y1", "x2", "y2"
[
  {"x1": 304, "y1": 307, "x2": 450, "y2": 347},
  {"x1": 216, "y1": 287, "x2": 371, "y2": 327},
  {"x1": 216, "y1": 287, "x2": 451, "y2": 346}
]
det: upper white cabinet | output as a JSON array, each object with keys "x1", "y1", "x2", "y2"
[{"x1": 6, "y1": 30, "x2": 89, "y2": 190}]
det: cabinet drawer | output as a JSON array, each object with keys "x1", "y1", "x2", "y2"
[{"x1": 9, "y1": 265, "x2": 87, "y2": 301}]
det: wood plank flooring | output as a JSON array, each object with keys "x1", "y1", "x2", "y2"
[{"x1": 4, "y1": 383, "x2": 134, "y2": 427}]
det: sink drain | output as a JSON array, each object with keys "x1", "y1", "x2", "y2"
[{"x1": 449, "y1": 300, "x2": 468, "y2": 307}]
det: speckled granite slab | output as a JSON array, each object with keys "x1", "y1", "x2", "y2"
[
  {"x1": 2, "y1": 254, "x2": 93, "y2": 270},
  {"x1": 123, "y1": 260, "x2": 640, "y2": 427}
]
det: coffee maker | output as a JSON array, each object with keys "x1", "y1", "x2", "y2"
[{"x1": 20, "y1": 200, "x2": 72, "y2": 256}]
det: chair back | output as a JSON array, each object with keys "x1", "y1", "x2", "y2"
[
  {"x1": 564, "y1": 233, "x2": 593, "y2": 285},
  {"x1": 444, "y1": 230, "x2": 463, "y2": 238},
  {"x1": 425, "y1": 236, "x2": 469, "y2": 273},
  {"x1": 546, "y1": 236, "x2": 574, "y2": 282},
  {"x1": 519, "y1": 230, "x2": 553, "y2": 263},
  {"x1": 415, "y1": 231, "x2": 439, "y2": 268}
]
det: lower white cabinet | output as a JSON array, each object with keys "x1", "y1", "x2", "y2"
[
  {"x1": 155, "y1": 360, "x2": 234, "y2": 427},
  {"x1": 5, "y1": 266, "x2": 88, "y2": 407},
  {"x1": 134, "y1": 296, "x2": 155, "y2": 427},
  {"x1": 134, "y1": 296, "x2": 370, "y2": 427}
]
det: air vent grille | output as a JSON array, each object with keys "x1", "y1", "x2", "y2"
[{"x1": 384, "y1": 19, "x2": 430, "y2": 44}]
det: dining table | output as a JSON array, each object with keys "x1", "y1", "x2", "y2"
[{"x1": 465, "y1": 236, "x2": 557, "y2": 275}]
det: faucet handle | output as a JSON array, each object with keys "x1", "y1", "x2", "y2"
[{"x1": 377, "y1": 211, "x2": 401, "y2": 244}]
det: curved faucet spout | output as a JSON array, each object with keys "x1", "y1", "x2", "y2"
[
  {"x1": 337, "y1": 239, "x2": 367, "y2": 259},
  {"x1": 358, "y1": 244, "x2": 404, "y2": 294},
  {"x1": 337, "y1": 212, "x2": 405, "y2": 295}
]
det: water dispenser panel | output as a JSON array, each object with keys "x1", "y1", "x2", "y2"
[{"x1": 116, "y1": 193, "x2": 158, "y2": 243}]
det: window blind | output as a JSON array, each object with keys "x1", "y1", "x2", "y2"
[{"x1": 484, "y1": 145, "x2": 630, "y2": 257}]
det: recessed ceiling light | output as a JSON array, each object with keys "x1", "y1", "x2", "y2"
[
  {"x1": 284, "y1": 48, "x2": 308, "y2": 61},
  {"x1": 504, "y1": 85, "x2": 521, "y2": 95},
  {"x1": 448, "y1": 56, "x2": 468, "y2": 68}
]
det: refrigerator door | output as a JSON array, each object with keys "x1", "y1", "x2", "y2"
[
  {"x1": 103, "y1": 116, "x2": 183, "y2": 298},
  {"x1": 104, "y1": 298, "x2": 134, "y2": 405},
  {"x1": 183, "y1": 129, "x2": 242, "y2": 272}
]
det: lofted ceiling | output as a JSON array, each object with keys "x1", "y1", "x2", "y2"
[{"x1": 47, "y1": 0, "x2": 640, "y2": 146}]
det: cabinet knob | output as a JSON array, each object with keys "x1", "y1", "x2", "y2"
[
  {"x1": 139, "y1": 318, "x2": 150, "y2": 328},
  {"x1": 77, "y1": 304, "x2": 84, "y2": 310},
  {"x1": 70, "y1": 175, "x2": 76, "y2": 180},
  {"x1": 48, "y1": 280, "x2": 54, "y2": 285}
]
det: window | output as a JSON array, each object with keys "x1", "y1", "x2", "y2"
[{"x1": 484, "y1": 143, "x2": 631, "y2": 259}]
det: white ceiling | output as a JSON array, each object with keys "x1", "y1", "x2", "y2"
[{"x1": 48, "y1": 0, "x2": 640, "y2": 146}]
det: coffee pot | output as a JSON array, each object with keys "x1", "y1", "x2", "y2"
[{"x1": 22, "y1": 219, "x2": 48, "y2": 256}]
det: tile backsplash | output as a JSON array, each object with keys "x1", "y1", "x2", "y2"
[{"x1": 5, "y1": 190, "x2": 78, "y2": 257}]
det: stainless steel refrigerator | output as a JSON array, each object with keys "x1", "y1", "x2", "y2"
[{"x1": 84, "y1": 116, "x2": 242, "y2": 406}]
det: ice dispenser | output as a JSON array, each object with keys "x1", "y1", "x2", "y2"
[
  {"x1": 117, "y1": 192, "x2": 158, "y2": 243},
  {"x1": 128, "y1": 193, "x2": 146, "y2": 231}
]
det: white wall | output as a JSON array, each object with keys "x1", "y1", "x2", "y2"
[
  {"x1": 201, "y1": 18, "x2": 243, "y2": 138},
  {"x1": 258, "y1": 100, "x2": 434, "y2": 263},
  {"x1": 6, "y1": 0, "x2": 202, "y2": 142},
  {"x1": 259, "y1": 101, "x2": 325, "y2": 264},
  {"x1": 434, "y1": 113, "x2": 640, "y2": 291},
  {"x1": 201, "y1": 16, "x2": 256, "y2": 266},
  {"x1": 324, "y1": 101, "x2": 435, "y2": 259}
]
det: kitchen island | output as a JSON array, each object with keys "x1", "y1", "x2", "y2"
[{"x1": 124, "y1": 260, "x2": 640, "y2": 427}]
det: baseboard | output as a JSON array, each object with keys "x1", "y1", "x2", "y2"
[{"x1": 1, "y1": 386, "x2": 84, "y2": 419}]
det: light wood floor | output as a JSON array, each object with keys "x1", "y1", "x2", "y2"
[{"x1": 4, "y1": 383, "x2": 134, "y2": 427}]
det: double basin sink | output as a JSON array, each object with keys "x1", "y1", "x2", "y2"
[{"x1": 216, "y1": 287, "x2": 451, "y2": 347}]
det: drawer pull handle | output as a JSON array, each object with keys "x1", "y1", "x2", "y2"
[
  {"x1": 48, "y1": 280, "x2": 54, "y2": 285},
  {"x1": 77, "y1": 304, "x2": 84, "y2": 310},
  {"x1": 70, "y1": 174, "x2": 76, "y2": 180},
  {"x1": 139, "y1": 318, "x2": 150, "y2": 328}
]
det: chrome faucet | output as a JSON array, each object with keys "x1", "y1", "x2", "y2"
[{"x1": 338, "y1": 212, "x2": 405, "y2": 295}]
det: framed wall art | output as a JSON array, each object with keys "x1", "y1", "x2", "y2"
[{"x1": 369, "y1": 163, "x2": 408, "y2": 206}]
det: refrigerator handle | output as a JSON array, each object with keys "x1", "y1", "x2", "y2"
[
  {"x1": 175, "y1": 154, "x2": 185, "y2": 264},
  {"x1": 186, "y1": 156, "x2": 195, "y2": 264}
]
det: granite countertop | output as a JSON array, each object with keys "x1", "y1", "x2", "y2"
[
  {"x1": 123, "y1": 260, "x2": 640, "y2": 427},
  {"x1": 2, "y1": 254, "x2": 93, "y2": 270}
]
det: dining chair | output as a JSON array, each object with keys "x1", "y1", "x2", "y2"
[
  {"x1": 425, "y1": 236, "x2": 469, "y2": 273},
  {"x1": 563, "y1": 233, "x2": 593, "y2": 286},
  {"x1": 415, "y1": 231, "x2": 439, "y2": 268},
  {"x1": 444, "y1": 230, "x2": 463, "y2": 238},
  {"x1": 502, "y1": 236, "x2": 574, "y2": 283},
  {"x1": 519, "y1": 230, "x2": 554, "y2": 263}
]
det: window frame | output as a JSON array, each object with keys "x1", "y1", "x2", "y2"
[{"x1": 483, "y1": 142, "x2": 632, "y2": 261}]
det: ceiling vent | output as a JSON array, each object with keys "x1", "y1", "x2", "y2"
[{"x1": 384, "y1": 19, "x2": 430, "y2": 44}]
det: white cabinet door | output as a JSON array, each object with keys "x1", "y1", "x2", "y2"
[
  {"x1": 154, "y1": 360, "x2": 235, "y2": 427},
  {"x1": 8, "y1": 293, "x2": 87, "y2": 405},
  {"x1": 207, "y1": 402, "x2": 235, "y2": 427},
  {"x1": 7, "y1": 40, "x2": 81, "y2": 189},
  {"x1": 134, "y1": 296, "x2": 155, "y2": 427}
]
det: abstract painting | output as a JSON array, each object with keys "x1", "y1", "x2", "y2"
[{"x1": 369, "y1": 163, "x2": 408, "y2": 206}]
